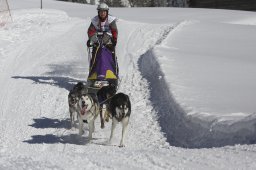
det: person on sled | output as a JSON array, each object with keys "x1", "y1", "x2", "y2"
[
  {"x1": 86, "y1": 3, "x2": 119, "y2": 128},
  {"x1": 87, "y1": 3, "x2": 118, "y2": 88}
]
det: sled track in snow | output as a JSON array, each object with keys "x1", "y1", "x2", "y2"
[{"x1": 138, "y1": 22, "x2": 256, "y2": 148}]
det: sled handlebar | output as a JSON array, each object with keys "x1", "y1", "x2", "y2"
[
  {"x1": 97, "y1": 32, "x2": 104, "y2": 36},
  {"x1": 97, "y1": 31, "x2": 112, "y2": 37},
  {"x1": 87, "y1": 32, "x2": 113, "y2": 48},
  {"x1": 95, "y1": 32, "x2": 113, "y2": 46}
]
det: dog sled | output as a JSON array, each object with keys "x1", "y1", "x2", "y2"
[
  {"x1": 87, "y1": 31, "x2": 119, "y2": 94},
  {"x1": 68, "y1": 31, "x2": 131, "y2": 141}
]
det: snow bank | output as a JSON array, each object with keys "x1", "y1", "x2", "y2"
[{"x1": 138, "y1": 26, "x2": 256, "y2": 148}]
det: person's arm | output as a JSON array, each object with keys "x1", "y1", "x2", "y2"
[
  {"x1": 110, "y1": 20, "x2": 118, "y2": 46},
  {"x1": 87, "y1": 23, "x2": 97, "y2": 43}
]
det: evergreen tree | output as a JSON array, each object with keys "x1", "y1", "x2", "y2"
[
  {"x1": 105, "y1": 0, "x2": 124, "y2": 7},
  {"x1": 127, "y1": 0, "x2": 187, "y2": 7},
  {"x1": 90, "y1": 0, "x2": 95, "y2": 5}
]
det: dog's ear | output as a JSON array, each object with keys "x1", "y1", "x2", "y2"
[
  {"x1": 109, "y1": 84, "x2": 117, "y2": 94},
  {"x1": 126, "y1": 94, "x2": 131, "y2": 109},
  {"x1": 77, "y1": 82, "x2": 84, "y2": 90},
  {"x1": 77, "y1": 82, "x2": 83, "y2": 86},
  {"x1": 110, "y1": 83, "x2": 116, "y2": 88},
  {"x1": 90, "y1": 93, "x2": 98, "y2": 103},
  {"x1": 68, "y1": 89, "x2": 74, "y2": 96}
]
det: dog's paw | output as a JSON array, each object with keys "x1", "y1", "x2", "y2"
[
  {"x1": 101, "y1": 122, "x2": 105, "y2": 129},
  {"x1": 88, "y1": 135, "x2": 93, "y2": 143},
  {"x1": 79, "y1": 130, "x2": 84, "y2": 136},
  {"x1": 119, "y1": 144, "x2": 125, "y2": 148},
  {"x1": 108, "y1": 139, "x2": 113, "y2": 145}
]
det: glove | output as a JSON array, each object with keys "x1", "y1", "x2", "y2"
[
  {"x1": 93, "y1": 42, "x2": 99, "y2": 47},
  {"x1": 90, "y1": 34, "x2": 97, "y2": 44},
  {"x1": 111, "y1": 39, "x2": 117, "y2": 47},
  {"x1": 87, "y1": 40, "x2": 92, "y2": 47}
]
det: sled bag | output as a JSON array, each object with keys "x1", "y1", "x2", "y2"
[{"x1": 88, "y1": 46, "x2": 118, "y2": 80}]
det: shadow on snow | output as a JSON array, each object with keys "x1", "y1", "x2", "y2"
[
  {"x1": 12, "y1": 62, "x2": 88, "y2": 91},
  {"x1": 12, "y1": 76, "x2": 85, "y2": 91},
  {"x1": 29, "y1": 117, "x2": 70, "y2": 129},
  {"x1": 23, "y1": 134, "x2": 91, "y2": 145},
  {"x1": 24, "y1": 117, "x2": 96, "y2": 145}
]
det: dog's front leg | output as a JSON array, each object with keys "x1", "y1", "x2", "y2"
[
  {"x1": 120, "y1": 117, "x2": 129, "y2": 147},
  {"x1": 99, "y1": 107, "x2": 105, "y2": 129},
  {"x1": 70, "y1": 110, "x2": 74, "y2": 129},
  {"x1": 92, "y1": 119, "x2": 95, "y2": 133},
  {"x1": 78, "y1": 116, "x2": 84, "y2": 136},
  {"x1": 109, "y1": 117, "x2": 118, "y2": 144},
  {"x1": 72, "y1": 111, "x2": 78, "y2": 129},
  {"x1": 88, "y1": 121, "x2": 94, "y2": 141}
]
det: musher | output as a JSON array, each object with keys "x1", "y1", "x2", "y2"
[{"x1": 86, "y1": 3, "x2": 119, "y2": 128}]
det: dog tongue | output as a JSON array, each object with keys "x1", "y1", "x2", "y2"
[{"x1": 81, "y1": 106, "x2": 87, "y2": 115}]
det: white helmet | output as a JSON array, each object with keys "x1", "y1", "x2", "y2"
[{"x1": 97, "y1": 3, "x2": 109, "y2": 11}]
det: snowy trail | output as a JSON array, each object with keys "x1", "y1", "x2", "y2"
[
  {"x1": 1, "y1": 9, "x2": 172, "y2": 169},
  {"x1": 1, "y1": 9, "x2": 256, "y2": 169}
]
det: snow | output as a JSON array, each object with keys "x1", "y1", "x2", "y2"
[{"x1": 1, "y1": 0, "x2": 256, "y2": 169}]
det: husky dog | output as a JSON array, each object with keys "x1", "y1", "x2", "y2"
[
  {"x1": 68, "y1": 82, "x2": 87, "y2": 129},
  {"x1": 97, "y1": 84, "x2": 117, "y2": 129},
  {"x1": 108, "y1": 93, "x2": 131, "y2": 147},
  {"x1": 77, "y1": 93, "x2": 99, "y2": 141}
]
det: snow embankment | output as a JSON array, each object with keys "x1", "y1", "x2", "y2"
[{"x1": 138, "y1": 20, "x2": 256, "y2": 148}]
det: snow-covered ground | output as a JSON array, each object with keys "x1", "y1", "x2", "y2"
[{"x1": 0, "y1": 0, "x2": 256, "y2": 169}]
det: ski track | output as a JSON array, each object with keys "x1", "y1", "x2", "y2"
[{"x1": 1, "y1": 9, "x2": 256, "y2": 169}]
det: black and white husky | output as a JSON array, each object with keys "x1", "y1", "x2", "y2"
[
  {"x1": 77, "y1": 93, "x2": 99, "y2": 141},
  {"x1": 108, "y1": 93, "x2": 131, "y2": 147},
  {"x1": 68, "y1": 82, "x2": 87, "y2": 129}
]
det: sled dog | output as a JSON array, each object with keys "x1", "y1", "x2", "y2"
[
  {"x1": 68, "y1": 82, "x2": 87, "y2": 129},
  {"x1": 78, "y1": 93, "x2": 99, "y2": 141},
  {"x1": 97, "y1": 84, "x2": 117, "y2": 128},
  {"x1": 108, "y1": 93, "x2": 131, "y2": 147}
]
